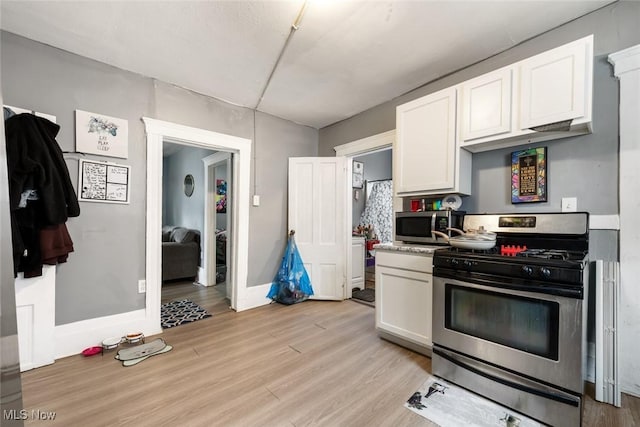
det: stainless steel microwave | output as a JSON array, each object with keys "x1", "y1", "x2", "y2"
[{"x1": 395, "y1": 210, "x2": 465, "y2": 244}]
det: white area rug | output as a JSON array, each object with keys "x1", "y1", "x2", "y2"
[{"x1": 405, "y1": 375, "x2": 542, "y2": 427}]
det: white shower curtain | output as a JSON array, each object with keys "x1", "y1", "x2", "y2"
[{"x1": 358, "y1": 180, "x2": 393, "y2": 243}]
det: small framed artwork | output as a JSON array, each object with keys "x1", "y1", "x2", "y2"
[
  {"x1": 216, "y1": 179, "x2": 227, "y2": 213},
  {"x1": 75, "y1": 110, "x2": 129, "y2": 159},
  {"x1": 353, "y1": 161, "x2": 364, "y2": 189},
  {"x1": 511, "y1": 147, "x2": 547, "y2": 204}
]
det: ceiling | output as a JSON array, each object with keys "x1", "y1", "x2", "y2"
[{"x1": 1, "y1": 1, "x2": 614, "y2": 129}]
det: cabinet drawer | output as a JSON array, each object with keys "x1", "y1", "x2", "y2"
[{"x1": 375, "y1": 250, "x2": 433, "y2": 274}]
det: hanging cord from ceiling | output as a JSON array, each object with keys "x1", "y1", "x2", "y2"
[{"x1": 252, "y1": 0, "x2": 308, "y2": 197}]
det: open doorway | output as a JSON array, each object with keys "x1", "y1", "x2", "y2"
[
  {"x1": 334, "y1": 130, "x2": 398, "y2": 306},
  {"x1": 143, "y1": 117, "x2": 252, "y2": 335},
  {"x1": 351, "y1": 149, "x2": 393, "y2": 305},
  {"x1": 160, "y1": 142, "x2": 231, "y2": 317}
]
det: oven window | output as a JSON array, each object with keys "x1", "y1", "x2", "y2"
[{"x1": 445, "y1": 284, "x2": 559, "y2": 360}]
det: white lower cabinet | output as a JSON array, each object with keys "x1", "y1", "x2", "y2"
[
  {"x1": 351, "y1": 237, "x2": 365, "y2": 296},
  {"x1": 375, "y1": 250, "x2": 433, "y2": 355}
]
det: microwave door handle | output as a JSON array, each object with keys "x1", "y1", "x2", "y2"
[{"x1": 431, "y1": 213, "x2": 437, "y2": 238}]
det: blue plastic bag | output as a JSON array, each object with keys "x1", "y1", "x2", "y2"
[{"x1": 267, "y1": 232, "x2": 314, "y2": 304}]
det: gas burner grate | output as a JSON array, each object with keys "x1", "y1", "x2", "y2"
[{"x1": 516, "y1": 249, "x2": 570, "y2": 260}]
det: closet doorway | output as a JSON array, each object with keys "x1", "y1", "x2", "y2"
[{"x1": 334, "y1": 130, "x2": 399, "y2": 306}]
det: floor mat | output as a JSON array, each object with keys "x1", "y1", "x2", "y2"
[
  {"x1": 161, "y1": 299, "x2": 212, "y2": 329},
  {"x1": 352, "y1": 288, "x2": 375, "y2": 303},
  {"x1": 405, "y1": 375, "x2": 542, "y2": 427}
]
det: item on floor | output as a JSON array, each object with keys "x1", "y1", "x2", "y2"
[
  {"x1": 266, "y1": 230, "x2": 314, "y2": 305},
  {"x1": 101, "y1": 332, "x2": 146, "y2": 350},
  {"x1": 102, "y1": 336, "x2": 124, "y2": 350},
  {"x1": 81, "y1": 346, "x2": 103, "y2": 357},
  {"x1": 405, "y1": 375, "x2": 542, "y2": 427},
  {"x1": 120, "y1": 344, "x2": 173, "y2": 367},
  {"x1": 125, "y1": 332, "x2": 145, "y2": 344},
  {"x1": 115, "y1": 338, "x2": 172, "y2": 367},
  {"x1": 352, "y1": 288, "x2": 375, "y2": 303},
  {"x1": 161, "y1": 299, "x2": 212, "y2": 329}
]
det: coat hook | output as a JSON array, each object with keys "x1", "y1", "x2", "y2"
[{"x1": 289, "y1": 229, "x2": 295, "y2": 237}]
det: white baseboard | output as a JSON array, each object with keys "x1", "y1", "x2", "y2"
[
  {"x1": 587, "y1": 342, "x2": 595, "y2": 383},
  {"x1": 54, "y1": 309, "x2": 162, "y2": 359},
  {"x1": 196, "y1": 267, "x2": 210, "y2": 286},
  {"x1": 236, "y1": 283, "x2": 272, "y2": 312}
]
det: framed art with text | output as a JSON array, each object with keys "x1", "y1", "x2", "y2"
[
  {"x1": 353, "y1": 161, "x2": 364, "y2": 189},
  {"x1": 511, "y1": 147, "x2": 547, "y2": 204}
]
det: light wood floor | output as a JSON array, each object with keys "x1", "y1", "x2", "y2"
[
  {"x1": 161, "y1": 280, "x2": 232, "y2": 317},
  {"x1": 21, "y1": 299, "x2": 640, "y2": 426}
]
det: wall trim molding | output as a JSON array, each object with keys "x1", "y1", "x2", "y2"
[
  {"x1": 143, "y1": 118, "x2": 252, "y2": 332},
  {"x1": 609, "y1": 43, "x2": 640, "y2": 398},
  {"x1": 202, "y1": 151, "x2": 232, "y2": 287},
  {"x1": 54, "y1": 309, "x2": 161, "y2": 359},
  {"x1": 235, "y1": 283, "x2": 272, "y2": 312},
  {"x1": 333, "y1": 129, "x2": 395, "y2": 157}
]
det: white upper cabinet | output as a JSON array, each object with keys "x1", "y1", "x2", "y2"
[
  {"x1": 520, "y1": 36, "x2": 591, "y2": 130},
  {"x1": 395, "y1": 87, "x2": 471, "y2": 196},
  {"x1": 458, "y1": 35, "x2": 593, "y2": 153},
  {"x1": 461, "y1": 67, "x2": 513, "y2": 141}
]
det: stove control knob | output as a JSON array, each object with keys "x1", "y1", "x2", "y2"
[
  {"x1": 540, "y1": 267, "x2": 552, "y2": 278},
  {"x1": 521, "y1": 265, "x2": 534, "y2": 277},
  {"x1": 463, "y1": 260, "x2": 473, "y2": 269},
  {"x1": 451, "y1": 258, "x2": 460, "y2": 267}
]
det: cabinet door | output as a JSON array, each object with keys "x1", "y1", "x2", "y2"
[
  {"x1": 461, "y1": 68, "x2": 512, "y2": 141},
  {"x1": 375, "y1": 265, "x2": 432, "y2": 347},
  {"x1": 520, "y1": 36, "x2": 591, "y2": 130},
  {"x1": 351, "y1": 238, "x2": 365, "y2": 292},
  {"x1": 395, "y1": 87, "x2": 457, "y2": 194}
]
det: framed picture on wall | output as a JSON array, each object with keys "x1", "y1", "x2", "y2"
[
  {"x1": 216, "y1": 179, "x2": 227, "y2": 213},
  {"x1": 353, "y1": 161, "x2": 364, "y2": 189},
  {"x1": 511, "y1": 147, "x2": 547, "y2": 204}
]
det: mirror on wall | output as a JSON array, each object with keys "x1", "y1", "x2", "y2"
[{"x1": 184, "y1": 174, "x2": 195, "y2": 197}]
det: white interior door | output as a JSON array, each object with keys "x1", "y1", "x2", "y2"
[{"x1": 288, "y1": 157, "x2": 347, "y2": 300}]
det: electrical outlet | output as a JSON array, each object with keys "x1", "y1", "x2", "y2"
[
  {"x1": 138, "y1": 279, "x2": 146, "y2": 293},
  {"x1": 253, "y1": 194, "x2": 260, "y2": 206},
  {"x1": 562, "y1": 197, "x2": 577, "y2": 212}
]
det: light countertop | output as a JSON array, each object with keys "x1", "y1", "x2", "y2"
[{"x1": 373, "y1": 242, "x2": 447, "y2": 255}]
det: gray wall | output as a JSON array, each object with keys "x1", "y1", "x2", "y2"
[
  {"x1": 352, "y1": 149, "x2": 392, "y2": 227},
  {"x1": 320, "y1": 1, "x2": 640, "y2": 262},
  {"x1": 1, "y1": 31, "x2": 318, "y2": 325},
  {"x1": 162, "y1": 145, "x2": 214, "y2": 236}
]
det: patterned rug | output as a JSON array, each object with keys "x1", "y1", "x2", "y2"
[
  {"x1": 161, "y1": 299, "x2": 212, "y2": 329},
  {"x1": 352, "y1": 288, "x2": 375, "y2": 303},
  {"x1": 405, "y1": 375, "x2": 542, "y2": 427}
]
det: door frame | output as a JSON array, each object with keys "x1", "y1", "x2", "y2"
[
  {"x1": 202, "y1": 152, "x2": 232, "y2": 288},
  {"x1": 333, "y1": 130, "x2": 396, "y2": 295},
  {"x1": 143, "y1": 118, "x2": 251, "y2": 329}
]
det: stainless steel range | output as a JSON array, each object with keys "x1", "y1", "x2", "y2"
[{"x1": 432, "y1": 212, "x2": 589, "y2": 427}]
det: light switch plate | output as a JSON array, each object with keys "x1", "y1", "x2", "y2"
[
  {"x1": 562, "y1": 197, "x2": 577, "y2": 212},
  {"x1": 138, "y1": 279, "x2": 146, "y2": 293},
  {"x1": 252, "y1": 195, "x2": 260, "y2": 206}
]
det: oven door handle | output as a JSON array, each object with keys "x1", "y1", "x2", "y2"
[{"x1": 433, "y1": 347, "x2": 580, "y2": 407}]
